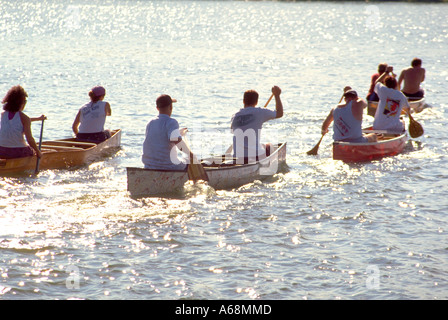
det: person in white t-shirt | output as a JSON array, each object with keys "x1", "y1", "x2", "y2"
[
  {"x1": 373, "y1": 66, "x2": 410, "y2": 133},
  {"x1": 142, "y1": 94, "x2": 195, "y2": 171},
  {"x1": 72, "y1": 86, "x2": 112, "y2": 142},
  {"x1": 230, "y1": 86, "x2": 283, "y2": 163}
]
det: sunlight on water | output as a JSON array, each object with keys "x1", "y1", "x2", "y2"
[{"x1": 1, "y1": 0, "x2": 448, "y2": 300}]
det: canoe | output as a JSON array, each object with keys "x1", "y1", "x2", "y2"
[
  {"x1": 126, "y1": 142, "x2": 287, "y2": 197},
  {"x1": 0, "y1": 129, "x2": 121, "y2": 176},
  {"x1": 367, "y1": 97, "x2": 426, "y2": 117},
  {"x1": 333, "y1": 128, "x2": 407, "y2": 163}
]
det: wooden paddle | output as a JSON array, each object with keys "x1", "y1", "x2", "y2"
[
  {"x1": 182, "y1": 134, "x2": 209, "y2": 182},
  {"x1": 263, "y1": 93, "x2": 274, "y2": 108},
  {"x1": 407, "y1": 110, "x2": 424, "y2": 138},
  {"x1": 307, "y1": 93, "x2": 345, "y2": 155},
  {"x1": 34, "y1": 118, "x2": 45, "y2": 174}
]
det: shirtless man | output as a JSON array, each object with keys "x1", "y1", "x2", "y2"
[{"x1": 398, "y1": 58, "x2": 425, "y2": 98}]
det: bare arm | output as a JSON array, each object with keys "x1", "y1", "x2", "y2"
[
  {"x1": 272, "y1": 86, "x2": 283, "y2": 119},
  {"x1": 105, "y1": 102, "x2": 112, "y2": 116},
  {"x1": 398, "y1": 70, "x2": 405, "y2": 90},
  {"x1": 321, "y1": 108, "x2": 334, "y2": 135},
  {"x1": 20, "y1": 112, "x2": 42, "y2": 158},
  {"x1": 72, "y1": 111, "x2": 81, "y2": 135},
  {"x1": 352, "y1": 99, "x2": 366, "y2": 122},
  {"x1": 30, "y1": 114, "x2": 47, "y2": 122}
]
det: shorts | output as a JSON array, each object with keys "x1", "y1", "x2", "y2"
[
  {"x1": 0, "y1": 145, "x2": 34, "y2": 159},
  {"x1": 402, "y1": 89, "x2": 424, "y2": 99},
  {"x1": 367, "y1": 92, "x2": 379, "y2": 102},
  {"x1": 340, "y1": 136, "x2": 369, "y2": 143},
  {"x1": 76, "y1": 130, "x2": 111, "y2": 143}
]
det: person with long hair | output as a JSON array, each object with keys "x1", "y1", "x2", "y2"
[
  {"x1": 0, "y1": 85, "x2": 46, "y2": 159},
  {"x1": 72, "y1": 86, "x2": 111, "y2": 142}
]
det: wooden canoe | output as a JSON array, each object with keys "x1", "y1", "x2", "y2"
[
  {"x1": 0, "y1": 129, "x2": 121, "y2": 176},
  {"x1": 367, "y1": 97, "x2": 426, "y2": 117},
  {"x1": 333, "y1": 128, "x2": 407, "y2": 163},
  {"x1": 126, "y1": 142, "x2": 287, "y2": 197}
]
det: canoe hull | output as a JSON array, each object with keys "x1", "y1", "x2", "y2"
[
  {"x1": 367, "y1": 97, "x2": 426, "y2": 117},
  {"x1": 0, "y1": 129, "x2": 121, "y2": 175},
  {"x1": 333, "y1": 131, "x2": 407, "y2": 163},
  {"x1": 127, "y1": 142, "x2": 287, "y2": 197}
]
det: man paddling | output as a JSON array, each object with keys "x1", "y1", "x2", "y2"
[
  {"x1": 230, "y1": 86, "x2": 283, "y2": 163},
  {"x1": 322, "y1": 88, "x2": 377, "y2": 143},
  {"x1": 373, "y1": 66, "x2": 411, "y2": 132},
  {"x1": 398, "y1": 58, "x2": 425, "y2": 99},
  {"x1": 142, "y1": 94, "x2": 196, "y2": 170}
]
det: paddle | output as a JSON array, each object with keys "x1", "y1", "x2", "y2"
[
  {"x1": 307, "y1": 93, "x2": 345, "y2": 155},
  {"x1": 34, "y1": 118, "x2": 45, "y2": 174},
  {"x1": 182, "y1": 133, "x2": 209, "y2": 182},
  {"x1": 263, "y1": 93, "x2": 274, "y2": 108},
  {"x1": 407, "y1": 110, "x2": 424, "y2": 138}
]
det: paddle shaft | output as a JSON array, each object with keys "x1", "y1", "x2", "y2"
[
  {"x1": 35, "y1": 118, "x2": 45, "y2": 174},
  {"x1": 307, "y1": 93, "x2": 345, "y2": 155}
]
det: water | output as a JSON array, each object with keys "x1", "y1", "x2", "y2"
[{"x1": 1, "y1": 0, "x2": 448, "y2": 300}]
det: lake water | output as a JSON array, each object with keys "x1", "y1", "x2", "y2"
[{"x1": 1, "y1": 0, "x2": 448, "y2": 300}]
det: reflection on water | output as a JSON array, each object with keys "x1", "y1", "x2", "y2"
[{"x1": 1, "y1": 0, "x2": 448, "y2": 300}]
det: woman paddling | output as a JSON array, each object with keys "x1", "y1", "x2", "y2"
[
  {"x1": 72, "y1": 86, "x2": 112, "y2": 142},
  {"x1": 0, "y1": 85, "x2": 46, "y2": 159}
]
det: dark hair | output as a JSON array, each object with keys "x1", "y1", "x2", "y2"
[
  {"x1": 2, "y1": 85, "x2": 28, "y2": 112},
  {"x1": 89, "y1": 91, "x2": 101, "y2": 102},
  {"x1": 385, "y1": 76, "x2": 397, "y2": 89},
  {"x1": 378, "y1": 63, "x2": 387, "y2": 73},
  {"x1": 243, "y1": 90, "x2": 259, "y2": 106},
  {"x1": 411, "y1": 58, "x2": 422, "y2": 67}
]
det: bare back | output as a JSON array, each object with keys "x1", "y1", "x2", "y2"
[{"x1": 399, "y1": 67, "x2": 425, "y2": 94}]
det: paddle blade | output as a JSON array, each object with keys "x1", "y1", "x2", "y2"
[
  {"x1": 187, "y1": 163, "x2": 209, "y2": 182},
  {"x1": 306, "y1": 135, "x2": 324, "y2": 155},
  {"x1": 408, "y1": 115, "x2": 424, "y2": 138}
]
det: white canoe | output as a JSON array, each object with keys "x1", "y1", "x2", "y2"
[{"x1": 126, "y1": 142, "x2": 287, "y2": 197}]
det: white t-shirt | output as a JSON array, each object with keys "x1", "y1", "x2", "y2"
[
  {"x1": 230, "y1": 107, "x2": 277, "y2": 159},
  {"x1": 142, "y1": 114, "x2": 186, "y2": 170},
  {"x1": 78, "y1": 101, "x2": 107, "y2": 133},
  {"x1": 373, "y1": 83, "x2": 410, "y2": 132}
]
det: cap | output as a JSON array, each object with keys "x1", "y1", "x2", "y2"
[
  {"x1": 344, "y1": 89, "x2": 358, "y2": 98},
  {"x1": 91, "y1": 86, "x2": 106, "y2": 97},
  {"x1": 156, "y1": 94, "x2": 177, "y2": 108}
]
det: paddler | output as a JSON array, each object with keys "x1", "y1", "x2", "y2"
[
  {"x1": 230, "y1": 86, "x2": 283, "y2": 163},
  {"x1": 398, "y1": 58, "x2": 425, "y2": 99},
  {"x1": 72, "y1": 86, "x2": 112, "y2": 142},
  {"x1": 322, "y1": 88, "x2": 378, "y2": 143},
  {"x1": 142, "y1": 94, "x2": 196, "y2": 170},
  {"x1": 0, "y1": 85, "x2": 46, "y2": 159},
  {"x1": 373, "y1": 66, "x2": 411, "y2": 132}
]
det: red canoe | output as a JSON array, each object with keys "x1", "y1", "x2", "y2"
[{"x1": 333, "y1": 128, "x2": 408, "y2": 163}]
